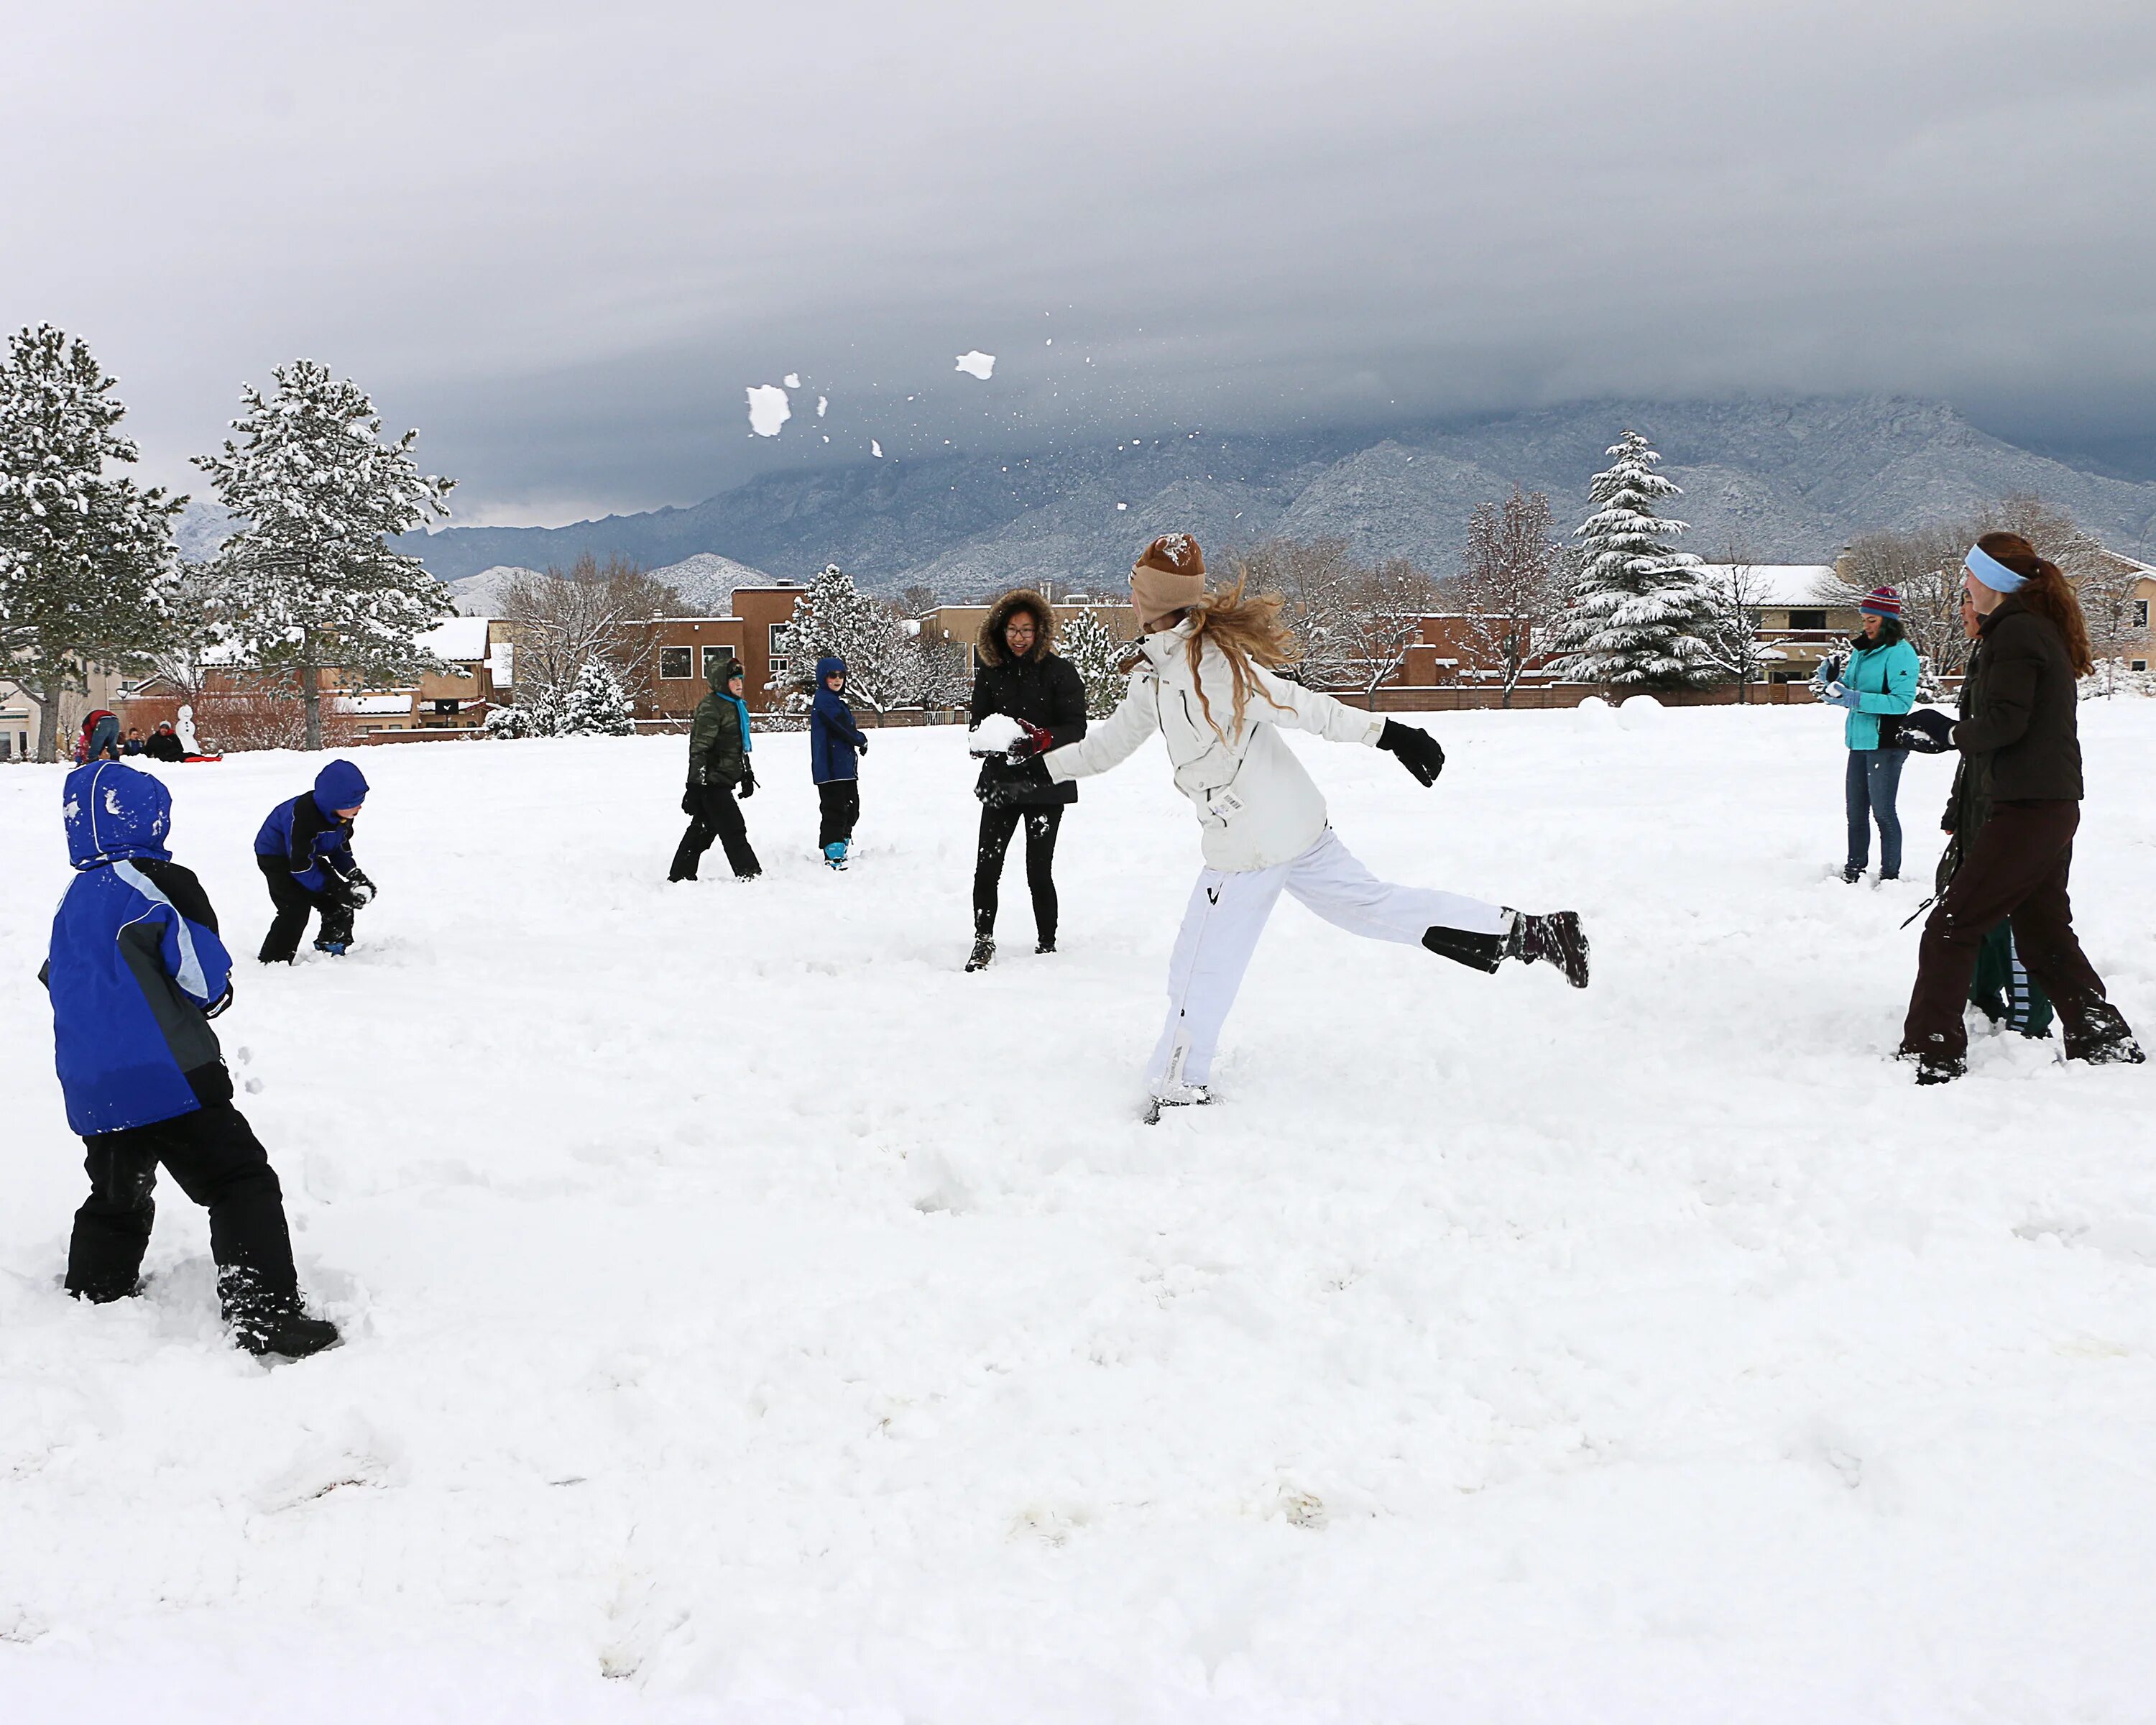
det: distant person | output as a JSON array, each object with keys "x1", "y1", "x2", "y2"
[
  {"x1": 254, "y1": 759, "x2": 376, "y2": 962},
  {"x1": 964, "y1": 589, "x2": 1088, "y2": 971},
  {"x1": 122, "y1": 727, "x2": 145, "y2": 756},
  {"x1": 1896, "y1": 533, "x2": 2142, "y2": 1082},
  {"x1": 141, "y1": 721, "x2": 186, "y2": 763},
  {"x1": 808, "y1": 654, "x2": 867, "y2": 869},
  {"x1": 670, "y1": 655, "x2": 762, "y2": 883},
  {"x1": 1816, "y1": 587, "x2": 1920, "y2": 882},
  {"x1": 990, "y1": 533, "x2": 1590, "y2": 1122},
  {"x1": 42, "y1": 761, "x2": 338, "y2": 1358},
  {"x1": 75, "y1": 709, "x2": 121, "y2": 764}
]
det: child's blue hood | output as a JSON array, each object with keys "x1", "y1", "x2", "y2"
[
  {"x1": 63, "y1": 761, "x2": 173, "y2": 870},
  {"x1": 311, "y1": 758, "x2": 369, "y2": 819},
  {"x1": 816, "y1": 656, "x2": 846, "y2": 683}
]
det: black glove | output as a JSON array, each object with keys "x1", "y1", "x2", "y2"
[
  {"x1": 739, "y1": 765, "x2": 757, "y2": 799},
  {"x1": 347, "y1": 868, "x2": 377, "y2": 907},
  {"x1": 1897, "y1": 707, "x2": 1956, "y2": 754},
  {"x1": 1376, "y1": 720, "x2": 1446, "y2": 787},
  {"x1": 856, "y1": 737, "x2": 868, "y2": 757},
  {"x1": 979, "y1": 756, "x2": 1051, "y2": 806},
  {"x1": 204, "y1": 983, "x2": 234, "y2": 1020},
  {"x1": 681, "y1": 786, "x2": 698, "y2": 816}
]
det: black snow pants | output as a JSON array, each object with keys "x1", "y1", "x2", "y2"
[
  {"x1": 671, "y1": 781, "x2": 761, "y2": 880},
  {"x1": 817, "y1": 781, "x2": 860, "y2": 850},
  {"x1": 973, "y1": 801, "x2": 1064, "y2": 942},
  {"x1": 257, "y1": 855, "x2": 354, "y2": 962},
  {"x1": 67, "y1": 1101, "x2": 300, "y2": 1323}
]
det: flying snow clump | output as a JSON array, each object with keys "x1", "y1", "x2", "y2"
[
  {"x1": 871, "y1": 439, "x2": 883, "y2": 458},
  {"x1": 783, "y1": 373, "x2": 801, "y2": 389},
  {"x1": 746, "y1": 385, "x2": 791, "y2": 438},
  {"x1": 954, "y1": 351, "x2": 995, "y2": 380}
]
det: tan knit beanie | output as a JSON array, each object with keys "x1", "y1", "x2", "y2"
[{"x1": 1130, "y1": 533, "x2": 1206, "y2": 623}]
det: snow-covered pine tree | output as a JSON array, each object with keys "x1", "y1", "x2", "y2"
[
  {"x1": 1057, "y1": 605, "x2": 1130, "y2": 717},
  {"x1": 0, "y1": 325, "x2": 185, "y2": 760},
  {"x1": 556, "y1": 657, "x2": 635, "y2": 735},
  {"x1": 193, "y1": 360, "x2": 454, "y2": 750},
  {"x1": 1547, "y1": 429, "x2": 1718, "y2": 690},
  {"x1": 770, "y1": 563, "x2": 914, "y2": 712}
]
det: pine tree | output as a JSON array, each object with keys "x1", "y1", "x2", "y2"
[
  {"x1": 770, "y1": 563, "x2": 914, "y2": 712},
  {"x1": 0, "y1": 325, "x2": 185, "y2": 759},
  {"x1": 193, "y1": 360, "x2": 454, "y2": 750},
  {"x1": 1058, "y1": 605, "x2": 1130, "y2": 717},
  {"x1": 556, "y1": 657, "x2": 635, "y2": 734},
  {"x1": 1547, "y1": 429, "x2": 1718, "y2": 690}
]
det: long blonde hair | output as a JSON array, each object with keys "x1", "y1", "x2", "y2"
[{"x1": 1178, "y1": 579, "x2": 1301, "y2": 741}]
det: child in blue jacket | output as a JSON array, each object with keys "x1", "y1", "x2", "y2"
[
  {"x1": 42, "y1": 763, "x2": 338, "y2": 1358},
  {"x1": 254, "y1": 758, "x2": 376, "y2": 960},
  {"x1": 808, "y1": 655, "x2": 868, "y2": 868}
]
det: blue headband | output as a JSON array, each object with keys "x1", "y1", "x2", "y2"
[{"x1": 1964, "y1": 543, "x2": 2028, "y2": 594}]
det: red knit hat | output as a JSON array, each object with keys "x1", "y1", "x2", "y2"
[{"x1": 1858, "y1": 586, "x2": 1902, "y2": 619}]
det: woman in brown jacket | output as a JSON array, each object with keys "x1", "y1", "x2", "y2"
[{"x1": 1897, "y1": 531, "x2": 2143, "y2": 1082}]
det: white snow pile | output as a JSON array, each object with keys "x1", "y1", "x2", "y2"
[
  {"x1": 954, "y1": 350, "x2": 995, "y2": 380},
  {"x1": 967, "y1": 712, "x2": 1026, "y2": 756},
  {"x1": 745, "y1": 384, "x2": 791, "y2": 437},
  {"x1": 3, "y1": 704, "x2": 2155, "y2": 1721}
]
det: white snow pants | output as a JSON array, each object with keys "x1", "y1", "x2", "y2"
[{"x1": 1144, "y1": 827, "x2": 1511, "y2": 1095}]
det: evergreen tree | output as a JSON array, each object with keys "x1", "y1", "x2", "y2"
[
  {"x1": 556, "y1": 657, "x2": 635, "y2": 735},
  {"x1": 193, "y1": 359, "x2": 454, "y2": 750},
  {"x1": 770, "y1": 563, "x2": 914, "y2": 712},
  {"x1": 0, "y1": 325, "x2": 185, "y2": 760},
  {"x1": 1547, "y1": 429, "x2": 1717, "y2": 690},
  {"x1": 1059, "y1": 605, "x2": 1130, "y2": 717}
]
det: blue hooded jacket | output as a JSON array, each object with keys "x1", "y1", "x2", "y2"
[
  {"x1": 44, "y1": 763, "x2": 235, "y2": 1136},
  {"x1": 808, "y1": 656, "x2": 867, "y2": 783},
  {"x1": 254, "y1": 758, "x2": 368, "y2": 891}
]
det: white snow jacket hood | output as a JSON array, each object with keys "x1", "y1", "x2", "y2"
[{"x1": 1044, "y1": 620, "x2": 1384, "y2": 872}]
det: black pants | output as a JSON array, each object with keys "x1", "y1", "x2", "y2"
[
  {"x1": 67, "y1": 1102, "x2": 299, "y2": 1320},
  {"x1": 1902, "y1": 800, "x2": 2126, "y2": 1061},
  {"x1": 257, "y1": 855, "x2": 353, "y2": 962},
  {"x1": 671, "y1": 781, "x2": 760, "y2": 880},
  {"x1": 974, "y1": 802, "x2": 1064, "y2": 942},
  {"x1": 818, "y1": 781, "x2": 860, "y2": 850}
]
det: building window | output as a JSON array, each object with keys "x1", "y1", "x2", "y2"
[
  {"x1": 1787, "y1": 610, "x2": 1828, "y2": 631},
  {"x1": 768, "y1": 621, "x2": 791, "y2": 661},
  {"x1": 432, "y1": 699, "x2": 461, "y2": 714},
  {"x1": 2135, "y1": 599, "x2": 2149, "y2": 630},
  {"x1": 660, "y1": 647, "x2": 692, "y2": 679},
  {"x1": 2134, "y1": 660, "x2": 2149, "y2": 673},
  {"x1": 701, "y1": 645, "x2": 739, "y2": 681}
]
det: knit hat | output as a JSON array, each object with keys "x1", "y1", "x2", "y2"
[
  {"x1": 1858, "y1": 586, "x2": 1902, "y2": 620},
  {"x1": 1130, "y1": 533, "x2": 1206, "y2": 624}
]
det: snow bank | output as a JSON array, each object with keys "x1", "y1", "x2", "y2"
[{"x1": 3, "y1": 705, "x2": 2154, "y2": 1720}]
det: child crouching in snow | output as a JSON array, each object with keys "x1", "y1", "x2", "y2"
[{"x1": 985, "y1": 533, "x2": 1590, "y2": 1119}]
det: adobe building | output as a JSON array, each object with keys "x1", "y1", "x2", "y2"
[{"x1": 625, "y1": 581, "x2": 808, "y2": 719}]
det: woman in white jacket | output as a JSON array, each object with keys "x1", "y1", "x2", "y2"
[{"x1": 989, "y1": 533, "x2": 1590, "y2": 1116}]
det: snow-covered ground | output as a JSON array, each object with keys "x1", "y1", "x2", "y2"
[{"x1": 4, "y1": 702, "x2": 2153, "y2": 1721}]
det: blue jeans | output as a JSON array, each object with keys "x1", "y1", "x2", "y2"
[{"x1": 1846, "y1": 748, "x2": 1909, "y2": 875}]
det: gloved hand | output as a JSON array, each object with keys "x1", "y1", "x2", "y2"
[
  {"x1": 1376, "y1": 720, "x2": 1445, "y2": 787},
  {"x1": 346, "y1": 868, "x2": 377, "y2": 907},
  {"x1": 1823, "y1": 682, "x2": 1861, "y2": 710},
  {"x1": 1005, "y1": 719, "x2": 1051, "y2": 762},
  {"x1": 681, "y1": 786, "x2": 698, "y2": 816},
  {"x1": 1898, "y1": 706, "x2": 1957, "y2": 753},
  {"x1": 855, "y1": 737, "x2": 869, "y2": 757},
  {"x1": 979, "y1": 757, "x2": 1051, "y2": 806},
  {"x1": 739, "y1": 765, "x2": 757, "y2": 799},
  {"x1": 205, "y1": 983, "x2": 234, "y2": 1020}
]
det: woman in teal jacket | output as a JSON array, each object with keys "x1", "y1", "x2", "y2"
[{"x1": 1820, "y1": 586, "x2": 1920, "y2": 881}]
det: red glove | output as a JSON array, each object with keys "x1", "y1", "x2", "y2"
[{"x1": 1007, "y1": 720, "x2": 1051, "y2": 761}]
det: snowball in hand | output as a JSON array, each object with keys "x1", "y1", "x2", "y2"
[
  {"x1": 968, "y1": 713, "x2": 1026, "y2": 757},
  {"x1": 954, "y1": 351, "x2": 995, "y2": 380},
  {"x1": 745, "y1": 385, "x2": 791, "y2": 437}
]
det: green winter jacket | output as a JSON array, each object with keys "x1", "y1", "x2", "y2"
[
  {"x1": 1840, "y1": 636, "x2": 1920, "y2": 752},
  {"x1": 687, "y1": 666, "x2": 751, "y2": 787}
]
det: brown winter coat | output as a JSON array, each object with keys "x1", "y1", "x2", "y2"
[{"x1": 1953, "y1": 596, "x2": 2083, "y2": 804}]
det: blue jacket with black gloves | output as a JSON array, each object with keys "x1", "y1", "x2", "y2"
[
  {"x1": 808, "y1": 656, "x2": 868, "y2": 783},
  {"x1": 254, "y1": 758, "x2": 369, "y2": 891},
  {"x1": 43, "y1": 763, "x2": 236, "y2": 1136},
  {"x1": 1836, "y1": 637, "x2": 1921, "y2": 751}
]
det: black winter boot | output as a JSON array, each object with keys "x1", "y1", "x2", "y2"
[
  {"x1": 2070, "y1": 1001, "x2": 2147, "y2": 1067},
  {"x1": 1914, "y1": 1052, "x2": 1966, "y2": 1086},
  {"x1": 965, "y1": 937, "x2": 995, "y2": 972},
  {"x1": 1035, "y1": 936, "x2": 1056, "y2": 955},
  {"x1": 237, "y1": 1307, "x2": 342, "y2": 1360},
  {"x1": 1507, "y1": 911, "x2": 1590, "y2": 989}
]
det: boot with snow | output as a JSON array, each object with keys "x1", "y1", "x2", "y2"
[
  {"x1": 1143, "y1": 1083, "x2": 1212, "y2": 1126},
  {"x1": 1036, "y1": 937, "x2": 1056, "y2": 955},
  {"x1": 965, "y1": 937, "x2": 995, "y2": 972},
  {"x1": 236, "y1": 1307, "x2": 342, "y2": 1360},
  {"x1": 1507, "y1": 911, "x2": 1590, "y2": 989},
  {"x1": 2068, "y1": 1000, "x2": 2146, "y2": 1067},
  {"x1": 312, "y1": 938, "x2": 349, "y2": 957},
  {"x1": 823, "y1": 841, "x2": 849, "y2": 871},
  {"x1": 1913, "y1": 1051, "x2": 1966, "y2": 1086},
  {"x1": 1842, "y1": 864, "x2": 1864, "y2": 884}
]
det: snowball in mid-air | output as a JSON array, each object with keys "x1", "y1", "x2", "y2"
[
  {"x1": 968, "y1": 713, "x2": 1026, "y2": 757},
  {"x1": 816, "y1": 395, "x2": 828, "y2": 417},
  {"x1": 745, "y1": 385, "x2": 791, "y2": 438},
  {"x1": 783, "y1": 373, "x2": 801, "y2": 389},
  {"x1": 870, "y1": 439, "x2": 883, "y2": 458},
  {"x1": 954, "y1": 351, "x2": 995, "y2": 380}
]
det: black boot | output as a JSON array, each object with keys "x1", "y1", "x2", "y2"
[
  {"x1": 1915, "y1": 1052, "x2": 1966, "y2": 1086},
  {"x1": 965, "y1": 937, "x2": 995, "y2": 972},
  {"x1": 1507, "y1": 911, "x2": 1590, "y2": 989},
  {"x1": 223, "y1": 1266, "x2": 339, "y2": 1360},
  {"x1": 1036, "y1": 935, "x2": 1056, "y2": 955},
  {"x1": 2070, "y1": 1001, "x2": 2146, "y2": 1067}
]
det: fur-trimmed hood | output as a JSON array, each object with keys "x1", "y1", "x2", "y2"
[{"x1": 977, "y1": 589, "x2": 1055, "y2": 668}]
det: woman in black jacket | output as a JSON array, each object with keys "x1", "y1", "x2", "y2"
[
  {"x1": 966, "y1": 589, "x2": 1088, "y2": 970},
  {"x1": 1897, "y1": 531, "x2": 2143, "y2": 1082}
]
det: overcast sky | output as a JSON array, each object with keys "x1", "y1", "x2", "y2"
[{"x1": 5, "y1": 0, "x2": 2152, "y2": 524}]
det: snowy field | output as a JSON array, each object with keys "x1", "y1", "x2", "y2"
[{"x1": 4, "y1": 701, "x2": 2155, "y2": 1723}]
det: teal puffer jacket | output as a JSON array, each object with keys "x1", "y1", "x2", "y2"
[{"x1": 1841, "y1": 638, "x2": 1920, "y2": 752}]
